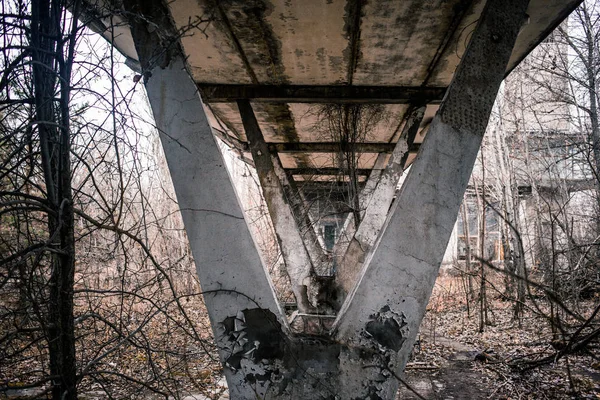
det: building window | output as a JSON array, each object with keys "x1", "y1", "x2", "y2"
[{"x1": 323, "y1": 224, "x2": 337, "y2": 251}]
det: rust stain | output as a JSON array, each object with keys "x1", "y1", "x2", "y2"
[
  {"x1": 257, "y1": 103, "x2": 313, "y2": 167},
  {"x1": 215, "y1": 0, "x2": 290, "y2": 84},
  {"x1": 342, "y1": 0, "x2": 365, "y2": 85}
]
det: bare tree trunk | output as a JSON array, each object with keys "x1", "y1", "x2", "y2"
[
  {"x1": 492, "y1": 107, "x2": 526, "y2": 321},
  {"x1": 501, "y1": 203, "x2": 515, "y2": 297},
  {"x1": 31, "y1": 0, "x2": 78, "y2": 398},
  {"x1": 475, "y1": 156, "x2": 488, "y2": 332},
  {"x1": 460, "y1": 202, "x2": 474, "y2": 314},
  {"x1": 512, "y1": 196, "x2": 527, "y2": 322}
]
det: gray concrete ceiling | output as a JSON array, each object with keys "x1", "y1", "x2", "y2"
[{"x1": 89, "y1": 0, "x2": 581, "y2": 182}]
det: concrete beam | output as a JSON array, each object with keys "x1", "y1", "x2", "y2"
[
  {"x1": 197, "y1": 84, "x2": 447, "y2": 104},
  {"x1": 287, "y1": 167, "x2": 372, "y2": 176},
  {"x1": 238, "y1": 99, "x2": 316, "y2": 313},
  {"x1": 333, "y1": 1, "x2": 530, "y2": 397},
  {"x1": 335, "y1": 106, "x2": 425, "y2": 303},
  {"x1": 284, "y1": 173, "x2": 329, "y2": 277},
  {"x1": 211, "y1": 141, "x2": 420, "y2": 155},
  {"x1": 331, "y1": 155, "x2": 387, "y2": 270},
  {"x1": 294, "y1": 181, "x2": 366, "y2": 193},
  {"x1": 360, "y1": 157, "x2": 390, "y2": 213},
  {"x1": 273, "y1": 142, "x2": 394, "y2": 154}
]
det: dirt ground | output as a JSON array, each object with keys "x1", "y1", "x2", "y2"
[
  {"x1": 397, "y1": 274, "x2": 600, "y2": 400},
  {"x1": 3, "y1": 275, "x2": 598, "y2": 400},
  {"x1": 398, "y1": 332, "x2": 600, "y2": 399},
  {"x1": 398, "y1": 335, "x2": 490, "y2": 399}
]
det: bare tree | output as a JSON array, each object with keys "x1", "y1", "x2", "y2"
[
  {"x1": 470, "y1": 0, "x2": 600, "y2": 370},
  {"x1": 1, "y1": 2, "x2": 219, "y2": 398}
]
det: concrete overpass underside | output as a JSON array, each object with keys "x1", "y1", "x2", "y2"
[{"x1": 82, "y1": 0, "x2": 580, "y2": 398}]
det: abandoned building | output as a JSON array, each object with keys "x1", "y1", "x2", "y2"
[{"x1": 442, "y1": 28, "x2": 596, "y2": 284}]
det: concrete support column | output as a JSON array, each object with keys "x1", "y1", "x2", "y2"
[
  {"x1": 282, "y1": 174, "x2": 327, "y2": 275},
  {"x1": 238, "y1": 99, "x2": 315, "y2": 313},
  {"x1": 142, "y1": 58, "x2": 289, "y2": 396},
  {"x1": 333, "y1": 0, "x2": 530, "y2": 397},
  {"x1": 335, "y1": 106, "x2": 425, "y2": 304},
  {"x1": 126, "y1": 0, "x2": 529, "y2": 397}
]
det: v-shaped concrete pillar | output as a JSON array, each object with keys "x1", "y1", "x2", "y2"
[
  {"x1": 334, "y1": 0, "x2": 530, "y2": 387},
  {"x1": 140, "y1": 57, "x2": 290, "y2": 396},
  {"x1": 238, "y1": 99, "x2": 316, "y2": 313},
  {"x1": 335, "y1": 106, "x2": 425, "y2": 306},
  {"x1": 126, "y1": 0, "x2": 529, "y2": 397}
]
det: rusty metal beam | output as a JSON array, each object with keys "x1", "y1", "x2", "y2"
[
  {"x1": 270, "y1": 142, "x2": 421, "y2": 153},
  {"x1": 197, "y1": 84, "x2": 446, "y2": 104},
  {"x1": 287, "y1": 167, "x2": 372, "y2": 176}
]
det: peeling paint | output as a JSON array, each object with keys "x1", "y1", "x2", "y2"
[
  {"x1": 217, "y1": 306, "x2": 412, "y2": 398},
  {"x1": 364, "y1": 305, "x2": 408, "y2": 352},
  {"x1": 221, "y1": 308, "x2": 285, "y2": 370}
]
